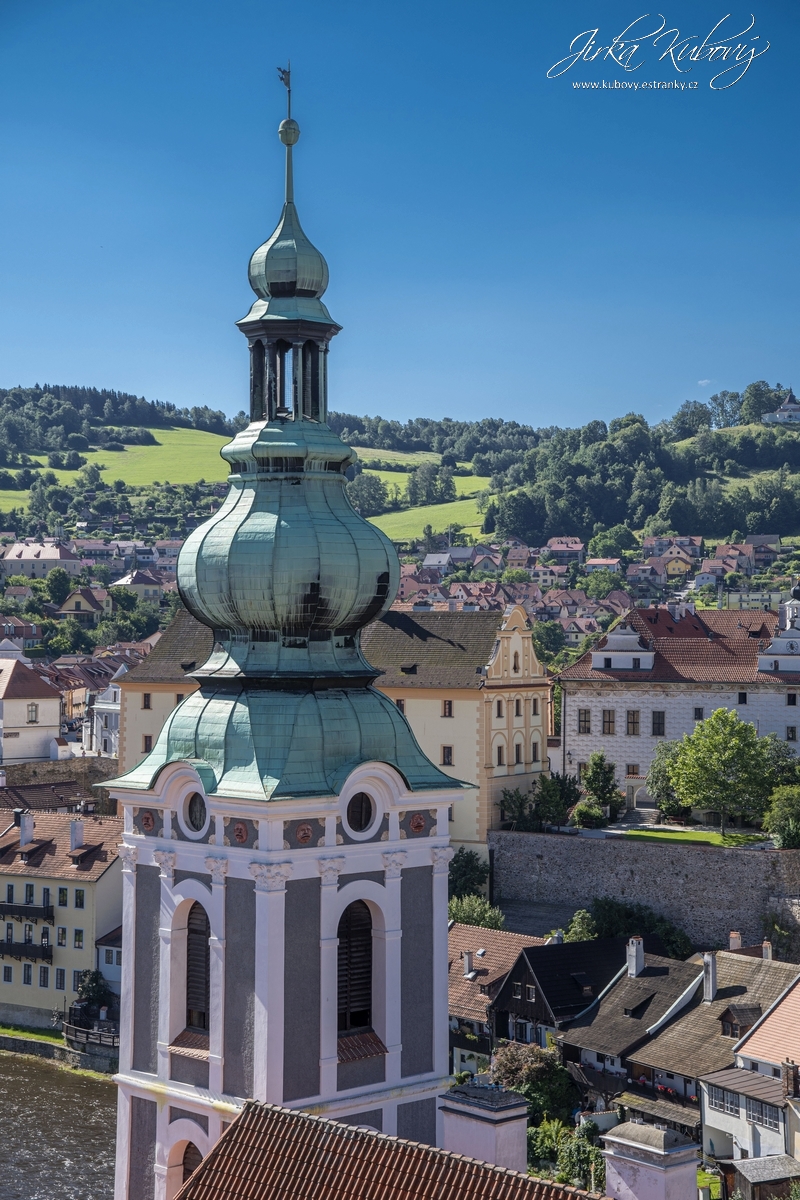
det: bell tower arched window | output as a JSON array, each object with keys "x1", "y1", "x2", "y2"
[
  {"x1": 186, "y1": 902, "x2": 210, "y2": 1032},
  {"x1": 337, "y1": 900, "x2": 372, "y2": 1032}
]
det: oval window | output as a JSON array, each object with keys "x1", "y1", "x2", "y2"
[
  {"x1": 187, "y1": 792, "x2": 207, "y2": 832},
  {"x1": 347, "y1": 792, "x2": 374, "y2": 833}
]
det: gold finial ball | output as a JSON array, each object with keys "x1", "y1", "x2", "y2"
[{"x1": 279, "y1": 118, "x2": 300, "y2": 146}]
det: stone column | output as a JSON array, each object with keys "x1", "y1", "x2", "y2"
[
  {"x1": 250, "y1": 861, "x2": 292, "y2": 1104},
  {"x1": 205, "y1": 856, "x2": 229, "y2": 1093},
  {"x1": 318, "y1": 856, "x2": 345, "y2": 1099},
  {"x1": 381, "y1": 851, "x2": 405, "y2": 1084},
  {"x1": 431, "y1": 847, "x2": 454, "y2": 1077},
  {"x1": 117, "y1": 843, "x2": 138, "y2": 1077},
  {"x1": 153, "y1": 850, "x2": 176, "y2": 1081}
]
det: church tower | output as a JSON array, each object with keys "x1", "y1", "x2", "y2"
[{"x1": 109, "y1": 85, "x2": 462, "y2": 1200}]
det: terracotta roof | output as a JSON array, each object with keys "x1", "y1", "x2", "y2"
[
  {"x1": 559, "y1": 633, "x2": 797, "y2": 685},
  {"x1": 737, "y1": 975, "x2": 800, "y2": 1066},
  {"x1": 175, "y1": 1099, "x2": 607, "y2": 1200},
  {"x1": 0, "y1": 660, "x2": 62, "y2": 700},
  {"x1": 361, "y1": 611, "x2": 502, "y2": 689},
  {"x1": 448, "y1": 923, "x2": 546, "y2": 1022},
  {"x1": 0, "y1": 814, "x2": 122, "y2": 881},
  {"x1": 1, "y1": 542, "x2": 79, "y2": 562},
  {"x1": 628, "y1": 953, "x2": 799, "y2": 1079},
  {"x1": 0, "y1": 782, "x2": 93, "y2": 812},
  {"x1": 560, "y1": 954, "x2": 703, "y2": 1058},
  {"x1": 122, "y1": 606, "x2": 213, "y2": 684}
]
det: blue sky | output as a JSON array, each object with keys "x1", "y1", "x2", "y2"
[{"x1": 0, "y1": 0, "x2": 796, "y2": 428}]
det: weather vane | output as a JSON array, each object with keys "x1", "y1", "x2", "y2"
[{"x1": 277, "y1": 62, "x2": 291, "y2": 118}]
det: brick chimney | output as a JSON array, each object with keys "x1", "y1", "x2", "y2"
[
  {"x1": 729, "y1": 931, "x2": 742, "y2": 950},
  {"x1": 782, "y1": 1059, "x2": 798, "y2": 1100}
]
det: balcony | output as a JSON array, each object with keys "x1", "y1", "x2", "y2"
[
  {"x1": 0, "y1": 939, "x2": 53, "y2": 962},
  {"x1": 0, "y1": 903, "x2": 54, "y2": 925}
]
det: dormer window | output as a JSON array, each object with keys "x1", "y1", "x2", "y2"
[
  {"x1": 632, "y1": 658, "x2": 640, "y2": 670},
  {"x1": 604, "y1": 657, "x2": 612, "y2": 669},
  {"x1": 774, "y1": 661, "x2": 780, "y2": 671}
]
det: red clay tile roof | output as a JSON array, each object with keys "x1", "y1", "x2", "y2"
[
  {"x1": 0, "y1": 660, "x2": 62, "y2": 701},
  {"x1": 175, "y1": 1100, "x2": 606, "y2": 1200},
  {"x1": 449, "y1": 923, "x2": 546, "y2": 1022},
  {"x1": 0, "y1": 814, "x2": 122, "y2": 881}
]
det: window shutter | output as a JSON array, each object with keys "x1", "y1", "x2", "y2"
[
  {"x1": 186, "y1": 903, "x2": 210, "y2": 1030},
  {"x1": 337, "y1": 901, "x2": 372, "y2": 1032}
]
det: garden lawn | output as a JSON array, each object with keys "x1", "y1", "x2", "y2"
[
  {"x1": 624, "y1": 829, "x2": 767, "y2": 848},
  {"x1": 369, "y1": 497, "x2": 483, "y2": 541},
  {"x1": 0, "y1": 1022, "x2": 65, "y2": 1043}
]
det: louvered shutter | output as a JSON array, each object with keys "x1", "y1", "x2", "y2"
[
  {"x1": 337, "y1": 900, "x2": 372, "y2": 1031},
  {"x1": 186, "y1": 903, "x2": 210, "y2": 1030}
]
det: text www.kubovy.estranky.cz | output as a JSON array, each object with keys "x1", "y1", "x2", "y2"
[{"x1": 573, "y1": 79, "x2": 699, "y2": 89}]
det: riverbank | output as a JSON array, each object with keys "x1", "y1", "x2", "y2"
[{"x1": 0, "y1": 1022, "x2": 117, "y2": 1076}]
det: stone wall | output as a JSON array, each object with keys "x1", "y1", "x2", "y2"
[
  {"x1": 489, "y1": 830, "x2": 800, "y2": 947},
  {"x1": 3, "y1": 756, "x2": 119, "y2": 813}
]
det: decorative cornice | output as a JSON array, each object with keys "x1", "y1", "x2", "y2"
[
  {"x1": 381, "y1": 851, "x2": 406, "y2": 880},
  {"x1": 249, "y1": 861, "x2": 292, "y2": 892},
  {"x1": 153, "y1": 850, "x2": 176, "y2": 883},
  {"x1": 204, "y1": 857, "x2": 229, "y2": 885},
  {"x1": 431, "y1": 846, "x2": 455, "y2": 874},
  {"x1": 118, "y1": 843, "x2": 138, "y2": 872},
  {"x1": 317, "y1": 856, "x2": 346, "y2": 886}
]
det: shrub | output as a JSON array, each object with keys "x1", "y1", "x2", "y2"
[
  {"x1": 448, "y1": 894, "x2": 505, "y2": 929},
  {"x1": 491, "y1": 1042, "x2": 579, "y2": 1124},
  {"x1": 590, "y1": 897, "x2": 692, "y2": 958},
  {"x1": 556, "y1": 1123, "x2": 605, "y2": 1192},
  {"x1": 571, "y1": 799, "x2": 605, "y2": 829},
  {"x1": 763, "y1": 786, "x2": 800, "y2": 849},
  {"x1": 564, "y1": 908, "x2": 598, "y2": 942},
  {"x1": 448, "y1": 846, "x2": 490, "y2": 899}
]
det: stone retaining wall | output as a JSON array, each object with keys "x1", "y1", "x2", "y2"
[
  {"x1": 0, "y1": 1032, "x2": 117, "y2": 1073},
  {"x1": 488, "y1": 831, "x2": 800, "y2": 947},
  {"x1": 3, "y1": 757, "x2": 119, "y2": 813}
]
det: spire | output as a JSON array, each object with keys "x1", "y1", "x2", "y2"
[{"x1": 277, "y1": 62, "x2": 298, "y2": 203}]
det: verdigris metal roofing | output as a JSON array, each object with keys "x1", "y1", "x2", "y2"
[{"x1": 111, "y1": 683, "x2": 456, "y2": 801}]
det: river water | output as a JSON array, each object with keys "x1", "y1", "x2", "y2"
[{"x1": 0, "y1": 1052, "x2": 116, "y2": 1199}]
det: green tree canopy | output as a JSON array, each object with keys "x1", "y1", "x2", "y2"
[
  {"x1": 564, "y1": 908, "x2": 598, "y2": 943},
  {"x1": 646, "y1": 740, "x2": 688, "y2": 819},
  {"x1": 45, "y1": 567, "x2": 72, "y2": 606},
  {"x1": 589, "y1": 897, "x2": 692, "y2": 958},
  {"x1": 582, "y1": 752, "x2": 623, "y2": 816},
  {"x1": 536, "y1": 773, "x2": 580, "y2": 827},
  {"x1": 532, "y1": 620, "x2": 566, "y2": 661},
  {"x1": 763, "y1": 786, "x2": 800, "y2": 849},
  {"x1": 447, "y1": 894, "x2": 505, "y2": 929},
  {"x1": 448, "y1": 846, "x2": 489, "y2": 899},
  {"x1": 586, "y1": 524, "x2": 638, "y2": 559},
  {"x1": 584, "y1": 568, "x2": 622, "y2": 600},
  {"x1": 490, "y1": 1042, "x2": 579, "y2": 1125},
  {"x1": 345, "y1": 472, "x2": 388, "y2": 517}
]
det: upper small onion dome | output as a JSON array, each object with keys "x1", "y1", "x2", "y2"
[{"x1": 248, "y1": 117, "x2": 329, "y2": 301}]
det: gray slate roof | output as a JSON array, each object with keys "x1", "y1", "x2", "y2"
[
  {"x1": 700, "y1": 1065, "x2": 786, "y2": 1106},
  {"x1": 629, "y1": 952, "x2": 799, "y2": 1079},
  {"x1": 361, "y1": 611, "x2": 501, "y2": 689},
  {"x1": 734, "y1": 1157, "x2": 800, "y2": 1184},
  {"x1": 560, "y1": 954, "x2": 702, "y2": 1058},
  {"x1": 123, "y1": 606, "x2": 214, "y2": 684}
]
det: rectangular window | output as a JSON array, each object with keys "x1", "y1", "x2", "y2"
[
  {"x1": 604, "y1": 657, "x2": 612, "y2": 669},
  {"x1": 72, "y1": 970, "x2": 82, "y2": 993},
  {"x1": 532, "y1": 698, "x2": 538, "y2": 716},
  {"x1": 2, "y1": 965, "x2": 11, "y2": 983},
  {"x1": 494, "y1": 744, "x2": 504, "y2": 767},
  {"x1": 395, "y1": 698, "x2": 405, "y2": 714},
  {"x1": 23, "y1": 924, "x2": 32, "y2": 944},
  {"x1": 74, "y1": 929, "x2": 84, "y2": 950},
  {"x1": 116, "y1": 950, "x2": 122, "y2": 967},
  {"x1": 41, "y1": 927, "x2": 49, "y2": 947},
  {"x1": 526, "y1": 984, "x2": 535, "y2": 1001},
  {"x1": 5, "y1": 884, "x2": 11, "y2": 904},
  {"x1": 762, "y1": 1104, "x2": 780, "y2": 1130},
  {"x1": 58, "y1": 888, "x2": 67, "y2": 907},
  {"x1": 143, "y1": 735, "x2": 153, "y2": 753},
  {"x1": 39, "y1": 966, "x2": 49, "y2": 988},
  {"x1": 723, "y1": 1091, "x2": 739, "y2": 1115},
  {"x1": 442, "y1": 700, "x2": 453, "y2": 718},
  {"x1": 23, "y1": 964, "x2": 31, "y2": 985},
  {"x1": 442, "y1": 746, "x2": 453, "y2": 767},
  {"x1": 602, "y1": 710, "x2": 615, "y2": 735},
  {"x1": 176, "y1": 693, "x2": 184, "y2": 704},
  {"x1": 26, "y1": 703, "x2": 38, "y2": 724},
  {"x1": 531, "y1": 741, "x2": 539, "y2": 762},
  {"x1": 709, "y1": 1086, "x2": 725, "y2": 1111},
  {"x1": 57, "y1": 927, "x2": 66, "y2": 947},
  {"x1": 626, "y1": 764, "x2": 640, "y2": 777},
  {"x1": 55, "y1": 968, "x2": 65, "y2": 991},
  {"x1": 738, "y1": 692, "x2": 748, "y2": 705},
  {"x1": 632, "y1": 657, "x2": 641, "y2": 670},
  {"x1": 626, "y1": 710, "x2": 640, "y2": 736},
  {"x1": 512, "y1": 982, "x2": 522, "y2": 999},
  {"x1": 25, "y1": 884, "x2": 34, "y2": 905},
  {"x1": 746, "y1": 1097, "x2": 762, "y2": 1123},
  {"x1": 788, "y1": 727, "x2": 797, "y2": 742},
  {"x1": 652, "y1": 711, "x2": 666, "y2": 737},
  {"x1": 74, "y1": 889, "x2": 84, "y2": 909},
  {"x1": 788, "y1": 693, "x2": 797, "y2": 707},
  {"x1": 496, "y1": 700, "x2": 504, "y2": 718},
  {"x1": 578, "y1": 708, "x2": 591, "y2": 735},
  {"x1": 105, "y1": 948, "x2": 114, "y2": 965},
  {"x1": 42, "y1": 888, "x2": 49, "y2": 908},
  {"x1": 515, "y1": 699, "x2": 522, "y2": 717},
  {"x1": 694, "y1": 707, "x2": 704, "y2": 721},
  {"x1": 514, "y1": 742, "x2": 522, "y2": 764},
  {"x1": 5, "y1": 922, "x2": 12, "y2": 944},
  {"x1": 142, "y1": 693, "x2": 151, "y2": 710}
]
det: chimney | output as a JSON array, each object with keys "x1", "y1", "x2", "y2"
[
  {"x1": 70, "y1": 819, "x2": 84, "y2": 852},
  {"x1": 762, "y1": 939, "x2": 773, "y2": 960},
  {"x1": 463, "y1": 950, "x2": 473, "y2": 977},
  {"x1": 18, "y1": 812, "x2": 34, "y2": 847},
  {"x1": 729, "y1": 931, "x2": 742, "y2": 950},
  {"x1": 703, "y1": 953, "x2": 717, "y2": 1003},
  {"x1": 782, "y1": 1059, "x2": 799, "y2": 1100},
  {"x1": 0, "y1": 770, "x2": 6, "y2": 788},
  {"x1": 627, "y1": 936, "x2": 645, "y2": 978},
  {"x1": 442, "y1": 1079, "x2": 529, "y2": 1172}
]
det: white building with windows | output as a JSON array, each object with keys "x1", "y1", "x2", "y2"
[
  {"x1": 90, "y1": 665, "x2": 127, "y2": 758},
  {"x1": 0, "y1": 660, "x2": 62, "y2": 764},
  {"x1": 558, "y1": 604, "x2": 800, "y2": 799}
]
